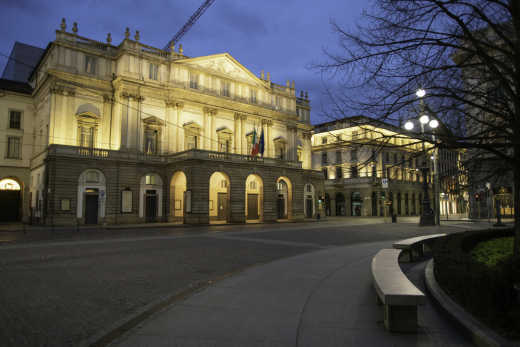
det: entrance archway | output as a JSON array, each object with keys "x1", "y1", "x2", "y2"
[
  {"x1": 335, "y1": 192, "x2": 346, "y2": 216},
  {"x1": 209, "y1": 171, "x2": 230, "y2": 224},
  {"x1": 140, "y1": 173, "x2": 163, "y2": 222},
  {"x1": 304, "y1": 183, "x2": 315, "y2": 218},
  {"x1": 245, "y1": 174, "x2": 263, "y2": 222},
  {"x1": 351, "y1": 192, "x2": 362, "y2": 216},
  {"x1": 170, "y1": 171, "x2": 187, "y2": 223},
  {"x1": 276, "y1": 177, "x2": 292, "y2": 220},
  {"x1": 0, "y1": 178, "x2": 21, "y2": 222},
  {"x1": 77, "y1": 169, "x2": 106, "y2": 224}
]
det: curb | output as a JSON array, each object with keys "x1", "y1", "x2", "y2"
[{"x1": 424, "y1": 259, "x2": 516, "y2": 347}]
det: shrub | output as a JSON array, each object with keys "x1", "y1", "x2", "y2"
[{"x1": 433, "y1": 228, "x2": 520, "y2": 339}]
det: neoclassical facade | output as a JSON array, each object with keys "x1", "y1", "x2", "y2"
[
  {"x1": 2, "y1": 21, "x2": 323, "y2": 225},
  {"x1": 312, "y1": 116, "x2": 436, "y2": 218}
]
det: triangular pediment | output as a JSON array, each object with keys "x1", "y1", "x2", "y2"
[{"x1": 178, "y1": 53, "x2": 265, "y2": 87}]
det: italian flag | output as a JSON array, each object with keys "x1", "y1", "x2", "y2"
[{"x1": 251, "y1": 127, "x2": 259, "y2": 156}]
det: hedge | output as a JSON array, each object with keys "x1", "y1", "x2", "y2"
[{"x1": 432, "y1": 228, "x2": 520, "y2": 339}]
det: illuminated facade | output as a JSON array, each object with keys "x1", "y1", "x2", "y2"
[{"x1": 1, "y1": 20, "x2": 323, "y2": 225}]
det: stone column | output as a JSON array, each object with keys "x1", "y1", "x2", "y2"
[
  {"x1": 266, "y1": 121, "x2": 272, "y2": 157},
  {"x1": 234, "y1": 113, "x2": 241, "y2": 154},
  {"x1": 119, "y1": 92, "x2": 130, "y2": 149},
  {"x1": 175, "y1": 102, "x2": 183, "y2": 152},
  {"x1": 211, "y1": 110, "x2": 217, "y2": 151},
  {"x1": 240, "y1": 115, "x2": 247, "y2": 155}
]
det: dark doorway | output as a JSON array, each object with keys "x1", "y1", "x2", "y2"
[
  {"x1": 217, "y1": 192, "x2": 228, "y2": 221},
  {"x1": 145, "y1": 190, "x2": 157, "y2": 222},
  {"x1": 0, "y1": 190, "x2": 20, "y2": 222},
  {"x1": 397, "y1": 193, "x2": 402, "y2": 215},
  {"x1": 305, "y1": 197, "x2": 313, "y2": 218},
  {"x1": 351, "y1": 192, "x2": 362, "y2": 216},
  {"x1": 372, "y1": 192, "x2": 378, "y2": 216},
  {"x1": 85, "y1": 192, "x2": 99, "y2": 224},
  {"x1": 325, "y1": 193, "x2": 331, "y2": 216},
  {"x1": 335, "y1": 193, "x2": 346, "y2": 216},
  {"x1": 247, "y1": 193, "x2": 258, "y2": 220},
  {"x1": 277, "y1": 195, "x2": 286, "y2": 219}
]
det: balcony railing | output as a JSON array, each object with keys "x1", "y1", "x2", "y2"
[{"x1": 45, "y1": 145, "x2": 302, "y2": 169}]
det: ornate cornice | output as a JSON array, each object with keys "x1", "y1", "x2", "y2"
[
  {"x1": 103, "y1": 94, "x2": 115, "y2": 104},
  {"x1": 50, "y1": 85, "x2": 75, "y2": 96},
  {"x1": 120, "y1": 91, "x2": 144, "y2": 101},
  {"x1": 203, "y1": 107, "x2": 218, "y2": 116},
  {"x1": 234, "y1": 112, "x2": 247, "y2": 121}
]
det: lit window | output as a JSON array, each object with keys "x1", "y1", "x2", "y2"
[
  {"x1": 220, "y1": 180, "x2": 228, "y2": 188},
  {"x1": 78, "y1": 126, "x2": 95, "y2": 148},
  {"x1": 145, "y1": 174, "x2": 156, "y2": 185},
  {"x1": 9, "y1": 110, "x2": 21, "y2": 129},
  {"x1": 85, "y1": 55, "x2": 97, "y2": 74},
  {"x1": 149, "y1": 63, "x2": 158, "y2": 80},
  {"x1": 249, "y1": 181, "x2": 257, "y2": 190},
  {"x1": 6, "y1": 137, "x2": 21, "y2": 159}
]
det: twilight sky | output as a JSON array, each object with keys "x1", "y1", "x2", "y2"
[{"x1": 0, "y1": 0, "x2": 369, "y2": 124}]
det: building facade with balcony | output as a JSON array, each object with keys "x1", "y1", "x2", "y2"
[
  {"x1": 312, "y1": 116, "x2": 435, "y2": 218},
  {"x1": 1, "y1": 21, "x2": 323, "y2": 225}
]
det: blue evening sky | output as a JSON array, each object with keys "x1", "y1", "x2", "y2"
[{"x1": 0, "y1": 0, "x2": 369, "y2": 123}]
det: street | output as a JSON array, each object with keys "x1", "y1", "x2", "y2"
[{"x1": 0, "y1": 218, "x2": 485, "y2": 346}]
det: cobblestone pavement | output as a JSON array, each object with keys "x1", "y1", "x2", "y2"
[{"x1": 0, "y1": 219, "x2": 491, "y2": 346}]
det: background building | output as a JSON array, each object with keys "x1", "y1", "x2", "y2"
[
  {"x1": 0, "y1": 21, "x2": 323, "y2": 225},
  {"x1": 312, "y1": 116, "x2": 465, "y2": 219}
]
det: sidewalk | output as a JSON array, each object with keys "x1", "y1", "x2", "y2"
[{"x1": 111, "y1": 240, "x2": 473, "y2": 347}]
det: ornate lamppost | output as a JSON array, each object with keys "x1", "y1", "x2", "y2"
[{"x1": 404, "y1": 89, "x2": 438, "y2": 226}]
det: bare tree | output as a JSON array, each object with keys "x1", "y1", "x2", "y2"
[{"x1": 319, "y1": 0, "x2": 520, "y2": 256}]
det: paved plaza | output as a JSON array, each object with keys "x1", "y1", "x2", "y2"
[{"x1": 0, "y1": 218, "x2": 495, "y2": 346}]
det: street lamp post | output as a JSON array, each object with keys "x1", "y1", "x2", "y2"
[{"x1": 403, "y1": 89, "x2": 438, "y2": 226}]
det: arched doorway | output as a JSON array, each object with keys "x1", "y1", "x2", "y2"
[
  {"x1": 78, "y1": 169, "x2": 106, "y2": 224},
  {"x1": 245, "y1": 174, "x2": 263, "y2": 222},
  {"x1": 140, "y1": 173, "x2": 163, "y2": 223},
  {"x1": 170, "y1": 171, "x2": 187, "y2": 223},
  {"x1": 304, "y1": 183, "x2": 315, "y2": 218},
  {"x1": 351, "y1": 192, "x2": 362, "y2": 216},
  {"x1": 209, "y1": 171, "x2": 230, "y2": 224},
  {"x1": 335, "y1": 192, "x2": 346, "y2": 216},
  {"x1": 276, "y1": 177, "x2": 292, "y2": 220},
  {"x1": 0, "y1": 178, "x2": 22, "y2": 222}
]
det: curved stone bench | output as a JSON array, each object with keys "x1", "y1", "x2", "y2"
[
  {"x1": 392, "y1": 233, "x2": 446, "y2": 262},
  {"x1": 371, "y1": 248, "x2": 426, "y2": 332}
]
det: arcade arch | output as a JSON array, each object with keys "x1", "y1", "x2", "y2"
[
  {"x1": 77, "y1": 169, "x2": 106, "y2": 224},
  {"x1": 304, "y1": 183, "x2": 315, "y2": 218},
  {"x1": 209, "y1": 171, "x2": 230, "y2": 224},
  {"x1": 245, "y1": 174, "x2": 263, "y2": 222},
  {"x1": 139, "y1": 173, "x2": 163, "y2": 222},
  {"x1": 0, "y1": 178, "x2": 22, "y2": 222},
  {"x1": 170, "y1": 171, "x2": 187, "y2": 223},
  {"x1": 276, "y1": 177, "x2": 292, "y2": 220}
]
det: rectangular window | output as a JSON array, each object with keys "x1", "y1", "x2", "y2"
[
  {"x1": 372, "y1": 164, "x2": 377, "y2": 177},
  {"x1": 85, "y1": 55, "x2": 96, "y2": 74},
  {"x1": 221, "y1": 81, "x2": 230, "y2": 97},
  {"x1": 321, "y1": 137, "x2": 327, "y2": 144},
  {"x1": 250, "y1": 89, "x2": 257, "y2": 104},
  {"x1": 9, "y1": 110, "x2": 21, "y2": 129},
  {"x1": 351, "y1": 149, "x2": 358, "y2": 162},
  {"x1": 79, "y1": 126, "x2": 94, "y2": 148},
  {"x1": 322, "y1": 168, "x2": 328, "y2": 179},
  {"x1": 385, "y1": 152, "x2": 390, "y2": 163},
  {"x1": 336, "y1": 150, "x2": 341, "y2": 163},
  {"x1": 336, "y1": 166, "x2": 343, "y2": 179},
  {"x1": 187, "y1": 135, "x2": 198, "y2": 149},
  {"x1": 275, "y1": 95, "x2": 281, "y2": 109},
  {"x1": 6, "y1": 137, "x2": 21, "y2": 159},
  {"x1": 352, "y1": 131, "x2": 358, "y2": 140},
  {"x1": 351, "y1": 166, "x2": 358, "y2": 178},
  {"x1": 321, "y1": 152, "x2": 328, "y2": 165},
  {"x1": 149, "y1": 63, "x2": 158, "y2": 80},
  {"x1": 189, "y1": 72, "x2": 199, "y2": 89}
]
